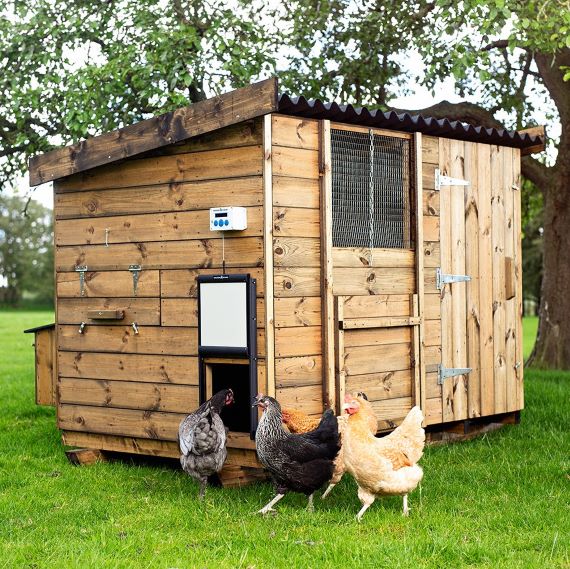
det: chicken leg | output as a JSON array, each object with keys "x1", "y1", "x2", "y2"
[
  {"x1": 321, "y1": 482, "x2": 336, "y2": 500},
  {"x1": 403, "y1": 494, "x2": 409, "y2": 516},
  {"x1": 356, "y1": 487, "x2": 376, "y2": 522},
  {"x1": 306, "y1": 493, "x2": 315, "y2": 512},
  {"x1": 258, "y1": 493, "x2": 285, "y2": 515}
]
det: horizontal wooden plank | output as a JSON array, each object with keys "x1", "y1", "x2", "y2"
[
  {"x1": 275, "y1": 355, "x2": 323, "y2": 386},
  {"x1": 423, "y1": 190, "x2": 440, "y2": 216},
  {"x1": 342, "y1": 295, "x2": 412, "y2": 319},
  {"x1": 55, "y1": 145, "x2": 263, "y2": 192},
  {"x1": 345, "y1": 369, "x2": 412, "y2": 401},
  {"x1": 424, "y1": 345, "x2": 442, "y2": 368},
  {"x1": 424, "y1": 216, "x2": 440, "y2": 242},
  {"x1": 61, "y1": 431, "x2": 180, "y2": 458},
  {"x1": 273, "y1": 207, "x2": 320, "y2": 238},
  {"x1": 160, "y1": 268, "x2": 264, "y2": 298},
  {"x1": 56, "y1": 207, "x2": 263, "y2": 246},
  {"x1": 274, "y1": 267, "x2": 321, "y2": 297},
  {"x1": 424, "y1": 319, "x2": 442, "y2": 347},
  {"x1": 58, "y1": 298, "x2": 160, "y2": 326},
  {"x1": 331, "y1": 123, "x2": 412, "y2": 140},
  {"x1": 274, "y1": 326, "x2": 322, "y2": 357},
  {"x1": 332, "y1": 247, "x2": 415, "y2": 268},
  {"x1": 343, "y1": 342, "x2": 411, "y2": 376},
  {"x1": 56, "y1": 237, "x2": 264, "y2": 271},
  {"x1": 273, "y1": 237, "x2": 320, "y2": 267},
  {"x1": 272, "y1": 147, "x2": 319, "y2": 180},
  {"x1": 58, "y1": 404, "x2": 185, "y2": 441},
  {"x1": 344, "y1": 326, "x2": 413, "y2": 348},
  {"x1": 152, "y1": 119, "x2": 263, "y2": 156},
  {"x1": 333, "y1": 267, "x2": 415, "y2": 295},
  {"x1": 31, "y1": 78, "x2": 277, "y2": 187},
  {"x1": 57, "y1": 270, "x2": 160, "y2": 298},
  {"x1": 58, "y1": 325, "x2": 198, "y2": 355},
  {"x1": 58, "y1": 325, "x2": 265, "y2": 357},
  {"x1": 426, "y1": 371, "x2": 442, "y2": 399},
  {"x1": 422, "y1": 136, "x2": 439, "y2": 165},
  {"x1": 55, "y1": 177, "x2": 263, "y2": 219},
  {"x1": 274, "y1": 297, "x2": 321, "y2": 328},
  {"x1": 341, "y1": 317, "x2": 420, "y2": 329},
  {"x1": 272, "y1": 176, "x2": 320, "y2": 209},
  {"x1": 425, "y1": 295, "x2": 441, "y2": 320},
  {"x1": 424, "y1": 241, "x2": 441, "y2": 268},
  {"x1": 423, "y1": 162, "x2": 437, "y2": 191},
  {"x1": 276, "y1": 385, "x2": 324, "y2": 416},
  {"x1": 59, "y1": 377, "x2": 199, "y2": 413},
  {"x1": 161, "y1": 298, "x2": 264, "y2": 327},
  {"x1": 370, "y1": 397, "x2": 413, "y2": 423},
  {"x1": 425, "y1": 397, "x2": 443, "y2": 425},
  {"x1": 58, "y1": 352, "x2": 199, "y2": 384},
  {"x1": 271, "y1": 115, "x2": 319, "y2": 149}
]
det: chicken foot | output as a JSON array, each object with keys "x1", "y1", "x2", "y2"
[
  {"x1": 257, "y1": 493, "x2": 285, "y2": 515},
  {"x1": 198, "y1": 478, "x2": 207, "y2": 501}
]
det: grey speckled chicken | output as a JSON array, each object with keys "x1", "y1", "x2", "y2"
[{"x1": 179, "y1": 389, "x2": 234, "y2": 499}]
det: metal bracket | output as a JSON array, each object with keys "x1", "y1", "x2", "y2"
[
  {"x1": 435, "y1": 168, "x2": 470, "y2": 191},
  {"x1": 438, "y1": 364, "x2": 472, "y2": 385},
  {"x1": 436, "y1": 268, "x2": 472, "y2": 290},
  {"x1": 129, "y1": 265, "x2": 141, "y2": 296},
  {"x1": 75, "y1": 266, "x2": 88, "y2": 297},
  {"x1": 132, "y1": 322, "x2": 139, "y2": 335},
  {"x1": 78, "y1": 321, "x2": 86, "y2": 334}
]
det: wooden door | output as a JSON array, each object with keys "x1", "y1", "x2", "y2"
[{"x1": 438, "y1": 140, "x2": 523, "y2": 423}]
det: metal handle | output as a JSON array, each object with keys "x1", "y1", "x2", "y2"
[
  {"x1": 78, "y1": 322, "x2": 86, "y2": 334},
  {"x1": 132, "y1": 322, "x2": 139, "y2": 335}
]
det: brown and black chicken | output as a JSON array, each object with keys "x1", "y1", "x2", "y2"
[
  {"x1": 253, "y1": 394, "x2": 339, "y2": 515},
  {"x1": 179, "y1": 388, "x2": 234, "y2": 499}
]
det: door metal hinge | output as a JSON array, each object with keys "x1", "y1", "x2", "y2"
[
  {"x1": 75, "y1": 265, "x2": 88, "y2": 297},
  {"x1": 438, "y1": 364, "x2": 472, "y2": 385},
  {"x1": 436, "y1": 268, "x2": 472, "y2": 290},
  {"x1": 435, "y1": 168, "x2": 469, "y2": 191},
  {"x1": 129, "y1": 264, "x2": 141, "y2": 296}
]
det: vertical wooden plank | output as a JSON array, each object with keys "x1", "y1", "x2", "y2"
[
  {"x1": 449, "y1": 139, "x2": 468, "y2": 420},
  {"x1": 412, "y1": 295, "x2": 421, "y2": 408},
  {"x1": 263, "y1": 114, "x2": 275, "y2": 397},
  {"x1": 439, "y1": 138, "x2": 453, "y2": 422},
  {"x1": 492, "y1": 145, "x2": 507, "y2": 414},
  {"x1": 512, "y1": 149, "x2": 524, "y2": 410},
  {"x1": 414, "y1": 133, "x2": 426, "y2": 413},
  {"x1": 334, "y1": 297, "x2": 346, "y2": 412},
  {"x1": 319, "y1": 120, "x2": 336, "y2": 411},
  {"x1": 503, "y1": 147, "x2": 517, "y2": 412},
  {"x1": 464, "y1": 142, "x2": 481, "y2": 418},
  {"x1": 477, "y1": 144, "x2": 494, "y2": 416}
]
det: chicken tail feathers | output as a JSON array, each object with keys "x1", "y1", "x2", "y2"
[{"x1": 390, "y1": 406, "x2": 425, "y2": 464}]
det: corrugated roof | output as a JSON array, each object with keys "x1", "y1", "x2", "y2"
[{"x1": 278, "y1": 93, "x2": 543, "y2": 149}]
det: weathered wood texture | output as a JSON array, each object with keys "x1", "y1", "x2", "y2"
[
  {"x1": 33, "y1": 327, "x2": 57, "y2": 406},
  {"x1": 30, "y1": 78, "x2": 277, "y2": 186},
  {"x1": 428, "y1": 139, "x2": 522, "y2": 425},
  {"x1": 52, "y1": 119, "x2": 268, "y2": 454},
  {"x1": 271, "y1": 115, "x2": 324, "y2": 414}
]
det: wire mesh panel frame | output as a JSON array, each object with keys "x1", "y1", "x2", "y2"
[{"x1": 330, "y1": 128, "x2": 414, "y2": 250}]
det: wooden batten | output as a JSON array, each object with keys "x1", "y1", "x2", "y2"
[
  {"x1": 263, "y1": 113, "x2": 276, "y2": 397},
  {"x1": 319, "y1": 119, "x2": 336, "y2": 410}
]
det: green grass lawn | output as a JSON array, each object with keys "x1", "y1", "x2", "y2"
[{"x1": 0, "y1": 310, "x2": 568, "y2": 568}]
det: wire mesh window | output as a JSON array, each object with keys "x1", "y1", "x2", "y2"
[{"x1": 331, "y1": 129, "x2": 413, "y2": 249}]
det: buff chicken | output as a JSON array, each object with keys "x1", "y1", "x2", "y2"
[{"x1": 342, "y1": 396, "x2": 425, "y2": 520}]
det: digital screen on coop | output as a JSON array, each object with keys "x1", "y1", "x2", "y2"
[
  {"x1": 199, "y1": 281, "x2": 248, "y2": 349},
  {"x1": 214, "y1": 212, "x2": 228, "y2": 218}
]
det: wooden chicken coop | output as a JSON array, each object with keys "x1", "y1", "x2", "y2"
[{"x1": 27, "y1": 78, "x2": 545, "y2": 476}]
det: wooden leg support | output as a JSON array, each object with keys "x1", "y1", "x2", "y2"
[{"x1": 65, "y1": 448, "x2": 108, "y2": 466}]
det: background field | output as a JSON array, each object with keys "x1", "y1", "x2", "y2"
[{"x1": 0, "y1": 310, "x2": 568, "y2": 568}]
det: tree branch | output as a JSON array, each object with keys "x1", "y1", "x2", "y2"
[{"x1": 521, "y1": 155, "x2": 551, "y2": 190}]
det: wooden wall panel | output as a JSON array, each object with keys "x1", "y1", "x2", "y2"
[
  {"x1": 272, "y1": 147, "x2": 319, "y2": 179},
  {"x1": 274, "y1": 297, "x2": 321, "y2": 328},
  {"x1": 346, "y1": 370, "x2": 412, "y2": 401},
  {"x1": 35, "y1": 329, "x2": 57, "y2": 406},
  {"x1": 56, "y1": 237, "x2": 264, "y2": 272},
  {"x1": 273, "y1": 237, "x2": 320, "y2": 267},
  {"x1": 341, "y1": 295, "x2": 412, "y2": 319},
  {"x1": 331, "y1": 247, "x2": 414, "y2": 268},
  {"x1": 513, "y1": 150, "x2": 524, "y2": 410},
  {"x1": 59, "y1": 378, "x2": 199, "y2": 413},
  {"x1": 56, "y1": 207, "x2": 263, "y2": 246},
  {"x1": 333, "y1": 267, "x2": 415, "y2": 295},
  {"x1": 57, "y1": 270, "x2": 160, "y2": 298},
  {"x1": 58, "y1": 352, "x2": 199, "y2": 384},
  {"x1": 55, "y1": 177, "x2": 263, "y2": 219},
  {"x1": 271, "y1": 115, "x2": 319, "y2": 150},
  {"x1": 343, "y1": 342, "x2": 411, "y2": 376},
  {"x1": 56, "y1": 145, "x2": 263, "y2": 192},
  {"x1": 275, "y1": 356, "x2": 323, "y2": 387},
  {"x1": 274, "y1": 268, "x2": 321, "y2": 298},
  {"x1": 277, "y1": 385, "x2": 323, "y2": 416}
]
